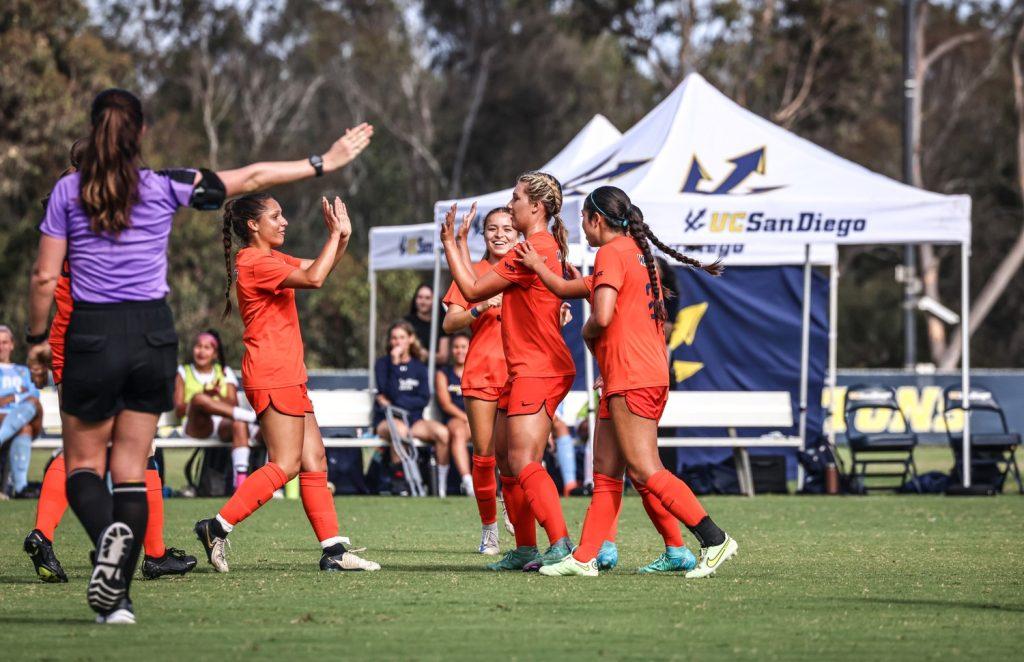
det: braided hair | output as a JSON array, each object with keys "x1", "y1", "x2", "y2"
[
  {"x1": 516, "y1": 171, "x2": 568, "y2": 275},
  {"x1": 221, "y1": 193, "x2": 273, "y2": 318},
  {"x1": 583, "y1": 186, "x2": 722, "y2": 323}
]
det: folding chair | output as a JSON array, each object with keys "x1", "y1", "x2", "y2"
[
  {"x1": 843, "y1": 384, "x2": 920, "y2": 493},
  {"x1": 384, "y1": 405, "x2": 429, "y2": 497},
  {"x1": 942, "y1": 385, "x2": 1023, "y2": 494}
]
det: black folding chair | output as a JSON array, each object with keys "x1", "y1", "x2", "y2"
[
  {"x1": 942, "y1": 385, "x2": 1023, "y2": 494},
  {"x1": 843, "y1": 384, "x2": 920, "y2": 493}
]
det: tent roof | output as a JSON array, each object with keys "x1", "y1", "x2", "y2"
[{"x1": 556, "y1": 73, "x2": 970, "y2": 246}]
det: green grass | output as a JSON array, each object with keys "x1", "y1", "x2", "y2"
[{"x1": 1, "y1": 489, "x2": 1022, "y2": 660}]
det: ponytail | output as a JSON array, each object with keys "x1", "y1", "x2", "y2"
[
  {"x1": 584, "y1": 186, "x2": 723, "y2": 323},
  {"x1": 221, "y1": 193, "x2": 273, "y2": 319},
  {"x1": 79, "y1": 89, "x2": 144, "y2": 235}
]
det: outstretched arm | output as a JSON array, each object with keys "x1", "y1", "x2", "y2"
[
  {"x1": 214, "y1": 124, "x2": 373, "y2": 196},
  {"x1": 514, "y1": 241, "x2": 590, "y2": 299}
]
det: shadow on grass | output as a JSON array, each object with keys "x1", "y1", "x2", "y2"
[
  {"x1": 0, "y1": 576, "x2": 48, "y2": 585},
  {"x1": 820, "y1": 596, "x2": 1024, "y2": 613},
  {"x1": 0, "y1": 615, "x2": 95, "y2": 625}
]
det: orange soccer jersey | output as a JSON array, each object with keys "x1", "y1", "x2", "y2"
[
  {"x1": 443, "y1": 259, "x2": 507, "y2": 390},
  {"x1": 492, "y1": 231, "x2": 575, "y2": 380},
  {"x1": 49, "y1": 261, "x2": 73, "y2": 383},
  {"x1": 235, "y1": 248, "x2": 307, "y2": 390},
  {"x1": 590, "y1": 235, "x2": 669, "y2": 394}
]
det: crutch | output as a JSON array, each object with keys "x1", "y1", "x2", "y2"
[{"x1": 385, "y1": 406, "x2": 427, "y2": 497}]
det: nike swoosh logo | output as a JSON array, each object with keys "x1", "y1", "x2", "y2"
[{"x1": 707, "y1": 539, "x2": 730, "y2": 568}]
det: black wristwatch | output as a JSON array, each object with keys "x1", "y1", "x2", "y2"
[
  {"x1": 25, "y1": 327, "x2": 48, "y2": 345},
  {"x1": 309, "y1": 154, "x2": 324, "y2": 177}
]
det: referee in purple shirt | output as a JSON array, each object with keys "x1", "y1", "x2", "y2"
[{"x1": 25, "y1": 89, "x2": 372, "y2": 624}]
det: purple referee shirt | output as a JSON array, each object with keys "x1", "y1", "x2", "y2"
[{"x1": 39, "y1": 169, "x2": 198, "y2": 303}]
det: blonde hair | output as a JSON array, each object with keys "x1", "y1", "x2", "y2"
[
  {"x1": 517, "y1": 171, "x2": 568, "y2": 274},
  {"x1": 389, "y1": 320, "x2": 428, "y2": 363}
]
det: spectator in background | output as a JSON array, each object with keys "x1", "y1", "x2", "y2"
[
  {"x1": 405, "y1": 284, "x2": 450, "y2": 365},
  {"x1": 551, "y1": 403, "x2": 577, "y2": 496},
  {"x1": 0, "y1": 324, "x2": 43, "y2": 498},
  {"x1": 173, "y1": 329, "x2": 256, "y2": 489},
  {"x1": 374, "y1": 321, "x2": 451, "y2": 496},
  {"x1": 435, "y1": 332, "x2": 473, "y2": 496}
]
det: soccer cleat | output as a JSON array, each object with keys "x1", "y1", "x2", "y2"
[
  {"x1": 485, "y1": 545, "x2": 539, "y2": 571},
  {"x1": 596, "y1": 540, "x2": 619, "y2": 571},
  {"x1": 142, "y1": 547, "x2": 198, "y2": 579},
  {"x1": 522, "y1": 536, "x2": 573, "y2": 572},
  {"x1": 638, "y1": 546, "x2": 698, "y2": 574},
  {"x1": 320, "y1": 548, "x2": 381, "y2": 571},
  {"x1": 24, "y1": 529, "x2": 68, "y2": 583},
  {"x1": 498, "y1": 496, "x2": 515, "y2": 536},
  {"x1": 685, "y1": 534, "x2": 738, "y2": 579},
  {"x1": 87, "y1": 522, "x2": 133, "y2": 615},
  {"x1": 193, "y1": 519, "x2": 230, "y2": 573},
  {"x1": 95, "y1": 598, "x2": 135, "y2": 625},
  {"x1": 538, "y1": 554, "x2": 598, "y2": 577},
  {"x1": 478, "y1": 524, "x2": 500, "y2": 556}
]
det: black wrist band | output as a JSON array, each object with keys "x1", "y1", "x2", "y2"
[
  {"x1": 25, "y1": 328, "x2": 48, "y2": 345},
  {"x1": 309, "y1": 154, "x2": 324, "y2": 177}
]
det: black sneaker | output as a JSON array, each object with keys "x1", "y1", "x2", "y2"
[
  {"x1": 193, "y1": 518, "x2": 230, "y2": 573},
  {"x1": 389, "y1": 468, "x2": 410, "y2": 496},
  {"x1": 24, "y1": 529, "x2": 68, "y2": 583},
  {"x1": 95, "y1": 597, "x2": 135, "y2": 625},
  {"x1": 142, "y1": 547, "x2": 198, "y2": 579},
  {"x1": 87, "y1": 522, "x2": 133, "y2": 615}
]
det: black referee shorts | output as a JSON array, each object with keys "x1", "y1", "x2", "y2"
[{"x1": 62, "y1": 299, "x2": 178, "y2": 422}]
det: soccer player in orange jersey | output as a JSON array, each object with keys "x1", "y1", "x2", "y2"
[
  {"x1": 517, "y1": 185, "x2": 738, "y2": 578},
  {"x1": 441, "y1": 172, "x2": 576, "y2": 571},
  {"x1": 194, "y1": 194, "x2": 379, "y2": 572},
  {"x1": 442, "y1": 206, "x2": 518, "y2": 555}
]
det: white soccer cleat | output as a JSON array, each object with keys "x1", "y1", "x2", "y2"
[
  {"x1": 684, "y1": 534, "x2": 738, "y2": 579},
  {"x1": 538, "y1": 555, "x2": 598, "y2": 577},
  {"x1": 87, "y1": 523, "x2": 133, "y2": 615},
  {"x1": 321, "y1": 550, "x2": 381, "y2": 571},
  {"x1": 194, "y1": 519, "x2": 231, "y2": 573},
  {"x1": 478, "y1": 524, "x2": 500, "y2": 555}
]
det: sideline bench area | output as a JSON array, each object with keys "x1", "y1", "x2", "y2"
[{"x1": 32, "y1": 389, "x2": 800, "y2": 496}]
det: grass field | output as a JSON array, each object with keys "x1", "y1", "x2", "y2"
[{"x1": 1, "y1": 484, "x2": 1022, "y2": 660}]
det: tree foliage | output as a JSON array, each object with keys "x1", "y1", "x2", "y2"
[{"x1": 1, "y1": 0, "x2": 1022, "y2": 369}]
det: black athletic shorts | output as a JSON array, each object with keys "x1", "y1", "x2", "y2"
[{"x1": 62, "y1": 298, "x2": 178, "y2": 422}]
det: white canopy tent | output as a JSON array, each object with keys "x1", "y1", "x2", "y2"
[{"x1": 432, "y1": 73, "x2": 976, "y2": 486}]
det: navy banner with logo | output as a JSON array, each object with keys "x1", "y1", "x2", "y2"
[{"x1": 668, "y1": 265, "x2": 829, "y2": 474}]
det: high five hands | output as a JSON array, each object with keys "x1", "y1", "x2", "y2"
[
  {"x1": 441, "y1": 201, "x2": 477, "y2": 245},
  {"x1": 323, "y1": 123, "x2": 374, "y2": 171},
  {"x1": 321, "y1": 196, "x2": 352, "y2": 240}
]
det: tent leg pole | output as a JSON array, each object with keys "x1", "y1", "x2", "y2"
[
  {"x1": 368, "y1": 269, "x2": 377, "y2": 393},
  {"x1": 582, "y1": 261, "x2": 595, "y2": 487},
  {"x1": 828, "y1": 260, "x2": 839, "y2": 452},
  {"x1": 798, "y1": 245, "x2": 812, "y2": 490},
  {"x1": 428, "y1": 234, "x2": 442, "y2": 396},
  {"x1": 961, "y1": 243, "x2": 971, "y2": 488}
]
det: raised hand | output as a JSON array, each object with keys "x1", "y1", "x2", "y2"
[
  {"x1": 457, "y1": 202, "x2": 477, "y2": 244},
  {"x1": 559, "y1": 301, "x2": 573, "y2": 327},
  {"x1": 441, "y1": 202, "x2": 458, "y2": 245},
  {"x1": 322, "y1": 123, "x2": 374, "y2": 171},
  {"x1": 322, "y1": 196, "x2": 351, "y2": 239}
]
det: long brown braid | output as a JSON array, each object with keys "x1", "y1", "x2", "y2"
[
  {"x1": 221, "y1": 193, "x2": 273, "y2": 318},
  {"x1": 584, "y1": 186, "x2": 722, "y2": 323},
  {"x1": 517, "y1": 171, "x2": 568, "y2": 275}
]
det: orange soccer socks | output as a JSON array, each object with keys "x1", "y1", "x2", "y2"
[
  {"x1": 500, "y1": 475, "x2": 536, "y2": 548},
  {"x1": 34, "y1": 454, "x2": 67, "y2": 542},
  {"x1": 635, "y1": 479, "x2": 684, "y2": 548},
  {"x1": 573, "y1": 473, "x2": 623, "y2": 562},
  {"x1": 143, "y1": 466, "x2": 166, "y2": 558},
  {"x1": 645, "y1": 469, "x2": 725, "y2": 548},
  {"x1": 217, "y1": 462, "x2": 288, "y2": 530},
  {"x1": 299, "y1": 471, "x2": 343, "y2": 548},
  {"x1": 471, "y1": 455, "x2": 498, "y2": 526},
  {"x1": 517, "y1": 462, "x2": 569, "y2": 545}
]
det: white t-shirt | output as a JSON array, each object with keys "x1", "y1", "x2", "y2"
[{"x1": 177, "y1": 364, "x2": 239, "y2": 388}]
